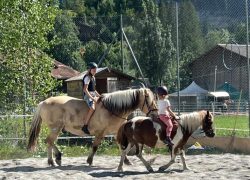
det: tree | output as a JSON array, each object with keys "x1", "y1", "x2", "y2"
[
  {"x1": 205, "y1": 29, "x2": 230, "y2": 50},
  {"x1": 48, "y1": 11, "x2": 84, "y2": 71},
  {"x1": 135, "y1": 0, "x2": 176, "y2": 87},
  {"x1": 60, "y1": 0, "x2": 86, "y2": 17},
  {"x1": 82, "y1": 40, "x2": 122, "y2": 70},
  {"x1": 234, "y1": 23, "x2": 248, "y2": 44},
  {"x1": 178, "y1": 1, "x2": 205, "y2": 88},
  {"x1": 179, "y1": 1, "x2": 204, "y2": 56},
  {"x1": 0, "y1": 0, "x2": 59, "y2": 112}
]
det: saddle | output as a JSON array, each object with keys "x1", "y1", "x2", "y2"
[{"x1": 152, "y1": 116, "x2": 179, "y2": 140}]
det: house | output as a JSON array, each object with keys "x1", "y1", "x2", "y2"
[
  {"x1": 51, "y1": 60, "x2": 80, "y2": 93},
  {"x1": 190, "y1": 44, "x2": 249, "y2": 100},
  {"x1": 66, "y1": 67, "x2": 135, "y2": 98}
]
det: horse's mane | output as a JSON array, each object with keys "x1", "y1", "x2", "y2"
[
  {"x1": 180, "y1": 111, "x2": 206, "y2": 134},
  {"x1": 101, "y1": 89, "x2": 141, "y2": 115}
]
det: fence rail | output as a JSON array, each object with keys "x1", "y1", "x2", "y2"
[
  {"x1": 171, "y1": 101, "x2": 249, "y2": 114},
  {"x1": 0, "y1": 135, "x2": 115, "y2": 141},
  {"x1": 0, "y1": 110, "x2": 249, "y2": 142}
]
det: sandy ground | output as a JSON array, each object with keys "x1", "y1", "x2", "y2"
[{"x1": 0, "y1": 154, "x2": 250, "y2": 180}]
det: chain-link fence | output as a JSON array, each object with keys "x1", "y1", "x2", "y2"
[
  {"x1": 72, "y1": 1, "x2": 249, "y2": 99},
  {"x1": 1, "y1": 0, "x2": 250, "y2": 142}
]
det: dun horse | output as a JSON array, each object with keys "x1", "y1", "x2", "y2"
[
  {"x1": 116, "y1": 110, "x2": 215, "y2": 172},
  {"x1": 27, "y1": 88, "x2": 157, "y2": 166}
]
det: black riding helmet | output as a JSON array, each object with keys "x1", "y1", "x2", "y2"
[
  {"x1": 88, "y1": 62, "x2": 98, "y2": 69},
  {"x1": 157, "y1": 86, "x2": 168, "y2": 96}
]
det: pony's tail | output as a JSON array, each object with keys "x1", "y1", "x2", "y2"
[
  {"x1": 27, "y1": 101, "x2": 43, "y2": 152},
  {"x1": 116, "y1": 122, "x2": 128, "y2": 150}
]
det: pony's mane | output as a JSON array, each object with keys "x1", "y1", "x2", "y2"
[
  {"x1": 180, "y1": 111, "x2": 206, "y2": 134},
  {"x1": 101, "y1": 89, "x2": 141, "y2": 115}
]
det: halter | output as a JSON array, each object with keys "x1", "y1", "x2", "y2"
[
  {"x1": 201, "y1": 114, "x2": 215, "y2": 137},
  {"x1": 142, "y1": 93, "x2": 158, "y2": 116},
  {"x1": 190, "y1": 112, "x2": 215, "y2": 139}
]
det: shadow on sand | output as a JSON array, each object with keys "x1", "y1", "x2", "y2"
[
  {"x1": 1, "y1": 164, "x2": 114, "y2": 173},
  {"x1": 89, "y1": 169, "x2": 184, "y2": 178}
]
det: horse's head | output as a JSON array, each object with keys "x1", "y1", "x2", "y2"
[
  {"x1": 139, "y1": 88, "x2": 158, "y2": 117},
  {"x1": 202, "y1": 111, "x2": 215, "y2": 138}
]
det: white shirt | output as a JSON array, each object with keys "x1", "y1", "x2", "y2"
[
  {"x1": 84, "y1": 75, "x2": 91, "y2": 85},
  {"x1": 157, "y1": 99, "x2": 171, "y2": 115}
]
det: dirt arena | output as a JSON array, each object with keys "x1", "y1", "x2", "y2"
[{"x1": 0, "y1": 154, "x2": 250, "y2": 180}]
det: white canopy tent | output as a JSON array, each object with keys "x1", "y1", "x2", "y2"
[
  {"x1": 169, "y1": 81, "x2": 208, "y2": 111},
  {"x1": 169, "y1": 81, "x2": 230, "y2": 112},
  {"x1": 169, "y1": 81, "x2": 208, "y2": 97}
]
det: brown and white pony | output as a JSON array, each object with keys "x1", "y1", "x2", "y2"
[
  {"x1": 27, "y1": 88, "x2": 157, "y2": 167},
  {"x1": 116, "y1": 110, "x2": 215, "y2": 172}
]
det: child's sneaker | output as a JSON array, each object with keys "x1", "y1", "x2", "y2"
[{"x1": 163, "y1": 136, "x2": 174, "y2": 146}]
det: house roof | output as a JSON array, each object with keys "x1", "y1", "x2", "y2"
[
  {"x1": 169, "y1": 81, "x2": 208, "y2": 97},
  {"x1": 51, "y1": 60, "x2": 80, "y2": 80},
  {"x1": 66, "y1": 67, "x2": 135, "y2": 82},
  {"x1": 218, "y1": 44, "x2": 250, "y2": 58},
  {"x1": 191, "y1": 44, "x2": 250, "y2": 66}
]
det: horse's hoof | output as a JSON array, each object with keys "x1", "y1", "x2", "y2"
[
  {"x1": 183, "y1": 167, "x2": 191, "y2": 171},
  {"x1": 147, "y1": 168, "x2": 154, "y2": 173},
  {"x1": 117, "y1": 167, "x2": 123, "y2": 172},
  {"x1": 48, "y1": 159, "x2": 55, "y2": 167},
  {"x1": 87, "y1": 157, "x2": 93, "y2": 166},
  {"x1": 124, "y1": 158, "x2": 132, "y2": 165},
  {"x1": 158, "y1": 166, "x2": 165, "y2": 172},
  {"x1": 55, "y1": 159, "x2": 61, "y2": 166}
]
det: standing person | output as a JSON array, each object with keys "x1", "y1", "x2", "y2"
[
  {"x1": 82, "y1": 62, "x2": 101, "y2": 134},
  {"x1": 157, "y1": 86, "x2": 176, "y2": 146}
]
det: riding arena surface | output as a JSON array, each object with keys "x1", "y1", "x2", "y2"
[{"x1": 0, "y1": 154, "x2": 250, "y2": 180}]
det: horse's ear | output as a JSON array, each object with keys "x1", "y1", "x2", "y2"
[
  {"x1": 144, "y1": 88, "x2": 149, "y2": 96},
  {"x1": 207, "y1": 110, "x2": 209, "y2": 115}
]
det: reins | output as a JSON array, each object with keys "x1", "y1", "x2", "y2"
[{"x1": 142, "y1": 93, "x2": 158, "y2": 116}]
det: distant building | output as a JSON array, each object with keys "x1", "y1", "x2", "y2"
[
  {"x1": 51, "y1": 60, "x2": 80, "y2": 93},
  {"x1": 190, "y1": 44, "x2": 249, "y2": 99},
  {"x1": 66, "y1": 67, "x2": 135, "y2": 98}
]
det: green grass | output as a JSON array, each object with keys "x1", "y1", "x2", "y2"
[
  {"x1": 214, "y1": 114, "x2": 249, "y2": 137},
  {"x1": 0, "y1": 139, "x2": 170, "y2": 160},
  {"x1": 0, "y1": 142, "x2": 33, "y2": 160},
  {"x1": 0, "y1": 140, "x2": 121, "y2": 160}
]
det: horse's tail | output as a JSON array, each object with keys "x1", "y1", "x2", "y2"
[
  {"x1": 27, "y1": 101, "x2": 43, "y2": 152},
  {"x1": 116, "y1": 122, "x2": 128, "y2": 150}
]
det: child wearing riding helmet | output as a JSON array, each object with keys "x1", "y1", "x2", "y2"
[
  {"x1": 157, "y1": 86, "x2": 176, "y2": 146},
  {"x1": 82, "y1": 62, "x2": 101, "y2": 134}
]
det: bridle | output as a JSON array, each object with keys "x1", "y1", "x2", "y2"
[
  {"x1": 201, "y1": 114, "x2": 215, "y2": 137},
  {"x1": 191, "y1": 113, "x2": 215, "y2": 139},
  {"x1": 142, "y1": 93, "x2": 158, "y2": 116}
]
